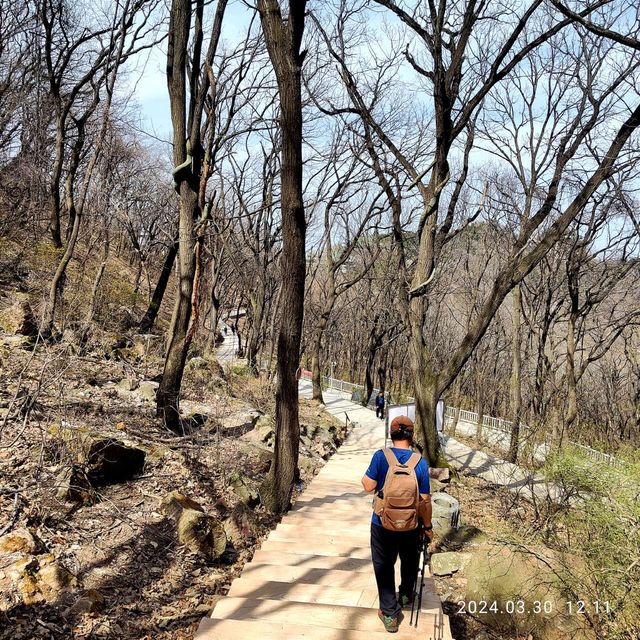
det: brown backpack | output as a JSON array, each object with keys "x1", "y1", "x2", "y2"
[{"x1": 373, "y1": 448, "x2": 421, "y2": 531}]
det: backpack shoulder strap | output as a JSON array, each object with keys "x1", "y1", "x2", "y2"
[
  {"x1": 382, "y1": 448, "x2": 398, "y2": 467},
  {"x1": 406, "y1": 452, "x2": 422, "y2": 470}
]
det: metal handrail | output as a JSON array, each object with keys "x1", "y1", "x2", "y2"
[{"x1": 301, "y1": 370, "x2": 621, "y2": 467}]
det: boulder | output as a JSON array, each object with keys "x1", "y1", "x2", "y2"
[
  {"x1": 430, "y1": 551, "x2": 472, "y2": 576},
  {"x1": 0, "y1": 335, "x2": 32, "y2": 349},
  {"x1": 430, "y1": 478, "x2": 447, "y2": 493},
  {"x1": 253, "y1": 416, "x2": 274, "y2": 443},
  {"x1": 186, "y1": 356, "x2": 208, "y2": 371},
  {"x1": 137, "y1": 380, "x2": 159, "y2": 401},
  {"x1": 131, "y1": 333, "x2": 164, "y2": 359},
  {"x1": 0, "y1": 552, "x2": 76, "y2": 610},
  {"x1": 83, "y1": 438, "x2": 145, "y2": 486},
  {"x1": 431, "y1": 492, "x2": 460, "y2": 531},
  {"x1": 429, "y1": 467, "x2": 451, "y2": 482},
  {"x1": 35, "y1": 554, "x2": 76, "y2": 601},
  {"x1": 219, "y1": 410, "x2": 261, "y2": 437},
  {"x1": 186, "y1": 355, "x2": 226, "y2": 379},
  {"x1": 237, "y1": 441, "x2": 273, "y2": 474},
  {"x1": 228, "y1": 471, "x2": 260, "y2": 507},
  {"x1": 116, "y1": 378, "x2": 139, "y2": 392},
  {"x1": 465, "y1": 545, "x2": 577, "y2": 640},
  {"x1": 0, "y1": 294, "x2": 38, "y2": 337},
  {"x1": 161, "y1": 492, "x2": 226, "y2": 558},
  {"x1": 54, "y1": 433, "x2": 146, "y2": 502},
  {"x1": 0, "y1": 528, "x2": 41, "y2": 555},
  {"x1": 56, "y1": 464, "x2": 93, "y2": 504}
]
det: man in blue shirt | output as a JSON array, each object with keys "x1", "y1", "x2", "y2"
[
  {"x1": 375, "y1": 391, "x2": 385, "y2": 419},
  {"x1": 362, "y1": 415, "x2": 433, "y2": 633}
]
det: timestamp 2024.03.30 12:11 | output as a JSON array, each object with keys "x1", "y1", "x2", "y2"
[{"x1": 457, "y1": 600, "x2": 611, "y2": 615}]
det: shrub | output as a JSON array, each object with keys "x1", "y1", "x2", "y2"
[{"x1": 540, "y1": 449, "x2": 640, "y2": 639}]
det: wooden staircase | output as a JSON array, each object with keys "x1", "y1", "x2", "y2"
[{"x1": 195, "y1": 417, "x2": 454, "y2": 639}]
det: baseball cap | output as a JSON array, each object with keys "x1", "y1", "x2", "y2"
[{"x1": 390, "y1": 415, "x2": 414, "y2": 432}]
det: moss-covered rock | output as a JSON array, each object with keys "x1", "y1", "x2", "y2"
[{"x1": 228, "y1": 471, "x2": 260, "y2": 507}]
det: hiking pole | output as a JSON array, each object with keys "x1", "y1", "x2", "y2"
[
  {"x1": 409, "y1": 549, "x2": 420, "y2": 626},
  {"x1": 411, "y1": 532, "x2": 430, "y2": 627}
]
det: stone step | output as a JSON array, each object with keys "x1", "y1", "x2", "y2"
[
  {"x1": 227, "y1": 577, "x2": 380, "y2": 608},
  {"x1": 304, "y1": 483, "x2": 366, "y2": 493},
  {"x1": 259, "y1": 538, "x2": 371, "y2": 558},
  {"x1": 227, "y1": 577, "x2": 443, "y2": 612},
  {"x1": 240, "y1": 563, "x2": 438, "y2": 592},
  {"x1": 278, "y1": 518, "x2": 372, "y2": 533},
  {"x1": 291, "y1": 499, "x2": 372, "y2": 510},
  {"x1": 249, "y1": 550, "x2": 372, "y2": 572},
  {"x1": 270, "y1": 525, "x2": 368, "y2": 546},
  {"x1": 294, "y1": 490, "x2": 370, "y2": 500},
  {"x1": 287, "y1": 511, "x2": 373, "y2": 522},
  {"x1": 208, "y1": 597, "x2": 452, "y2": 638},
  {"x1": 195, "y1": 617, "x2": 451, "y2": 640}
]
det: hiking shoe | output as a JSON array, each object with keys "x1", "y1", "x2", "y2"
[
  {"x1": 399, "y1": 592, "x2": 415, "y2": 609},
  {"x1": 378, "y1": 610, "x2": 399, "y2": 633}
]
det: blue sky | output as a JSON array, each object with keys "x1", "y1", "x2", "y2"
[{"x1": 124, "y1": 1, "x2": 255, "y2": 145}]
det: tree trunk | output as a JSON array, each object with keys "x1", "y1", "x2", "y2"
[
  {"x1": 450, "y1": 379, "x2": 462, "y2": 436},
  {"x1": 157, "y1": 0, "x2": 227, "y2": 431},
  {"x1": 258, "y1": 0, "x2": 307, "y2": 514},
  {"x1": 156, "y1": 189, "x2": 199, "y2": 431},
  {"x1": 311, "y1": 285, "x2": 335, "y2": 403},
  {"x1": 79, "y1": 232, "x2": 110, "y2": 346},
  {"x1": 41, "y1": 128, "x2": 86, "y2": 338},
  {"x1": 247, "y1": 280, "x2": 266, "y2": 373},
  {"x1": 311, "y1": 324, "x2": 325, "y2": 403},
  {"x1": 408, "y1": 302, "x2": 444, "y2": 465},
  {"x1": 508, "y1": 285, "x2": 523, "y2": 462},
  {"x1": 565, "y1": 264, "x2": 580, "y2": 438},
  {"x1": 139, "y1": 239, "x2": 178, "y2": 333},
  {"x1": 413, "y1": 370, "x2": 442, "y2": 466}
]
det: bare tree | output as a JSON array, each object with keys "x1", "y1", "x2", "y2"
[
  {"x1": 38, "y1": 0, "x2": 161, "y2": 337},
  {"x1": 156, "y1": 0, "x2": 228, "y2": 431},
  {"x1": 257, "y1": 0, "x2": 307, "y2": 513},
  {"x1": 317, "y1": 1, "x2": 640, "y2": 465}
]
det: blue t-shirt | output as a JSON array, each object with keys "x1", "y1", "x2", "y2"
[{"x1": 365, "y1": 448, "x2": 430, "y2": 527}]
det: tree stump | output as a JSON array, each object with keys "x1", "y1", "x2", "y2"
[{"x1": 161, "y1": 492, "x2": 227, "y2": 558}]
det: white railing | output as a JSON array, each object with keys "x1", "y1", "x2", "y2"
[{"x1": 303, "y1": 370, "x2": 621, "y2": 467}]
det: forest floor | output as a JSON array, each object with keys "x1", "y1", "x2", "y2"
[{"x1": 0, "y1": 335, "x2": 346, "y2": 640}]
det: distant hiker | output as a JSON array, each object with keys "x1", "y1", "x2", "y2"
[
  {"x1": 375, "y1": 391, "x2": 385, "y2": 419},
  {"x1": 362, "y1": 415, "x2": 433, "y2": 633},
  {"x1": 223, "y1": 326, "x2": 228, "y2": 336}
]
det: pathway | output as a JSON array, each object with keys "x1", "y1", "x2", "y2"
[
  {"x1": 303, "y1": 382, "x2": 561, "y2": 503},
  {"x1": 194, "y1": 381, "x2": 454, "y2": 639}
]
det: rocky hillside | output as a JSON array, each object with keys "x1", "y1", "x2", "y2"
[{"x1": 0, "y1": 330, "x2": 346, "y2": 640}]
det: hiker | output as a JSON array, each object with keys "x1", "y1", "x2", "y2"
[
  {"x1": 223, "y1": 326, "x2": 227, "y2": 336},
  {"x1": 362, "y1": 415, "x2": 433, "y2": 633},
  {"x1": 375, "y1": 391, "x2": 385, "y2": 419}
]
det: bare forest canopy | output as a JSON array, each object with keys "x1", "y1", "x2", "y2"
[{"x1": 1, "y1": 0, "x2": 640, "y2": 474}]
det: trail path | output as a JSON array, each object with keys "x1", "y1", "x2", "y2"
[
  {"x1": 301, "y1": 382, "x2": 561, "y2": 503},
  {"x1": 194, "y1": 380, "x2": 454, "y2": 639}
]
